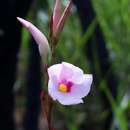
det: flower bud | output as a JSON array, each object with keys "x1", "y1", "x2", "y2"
[
  {"x1": 17, "y1": 17, "x2": 51, "y2": 63},
  {"x1": 53, "y1": 0, "x2": 62, "y2": 34},
  {"x1": 55, "y1": 0, "x2": 72, "y2": 37}
]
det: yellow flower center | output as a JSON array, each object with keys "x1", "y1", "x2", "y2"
[{"x1": 58, "y1": 83, "x2": 68, "y2": 93}]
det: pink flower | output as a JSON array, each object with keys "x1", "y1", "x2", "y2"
[
  {"x1": 48, "y1": 62, "x2": 93, "y2": 105},
  {"x1": 17, "y1": 17, "x2": 50, "y2": 62}
]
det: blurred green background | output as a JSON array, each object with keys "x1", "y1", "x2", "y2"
[{"x1": 14, "y1": 0, "x2": 130, "y2": 130}]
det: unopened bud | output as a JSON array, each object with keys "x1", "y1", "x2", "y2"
[{"x1": 17, "y1": 17, "x2": 51, "y2": 63}]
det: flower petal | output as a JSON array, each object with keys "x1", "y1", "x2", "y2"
[
  {"x1": 58, "y1": 97, "x2": 83, "y2": 105},
  {"x1": 48, "y1": 76, "x2": 59, "y2": 100},
  {"x1": 70, "y1": 74, "x2": 93, "y2": 98},
  {"x1": 59, "y1": 62, "x2": 73, "y2": 81},
  {"x1": 61, "y1": 62, "x2": 84, "y2": 84},
  {"x1": 48, "y1": 63, "x2": 62, "y2": 80}
]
